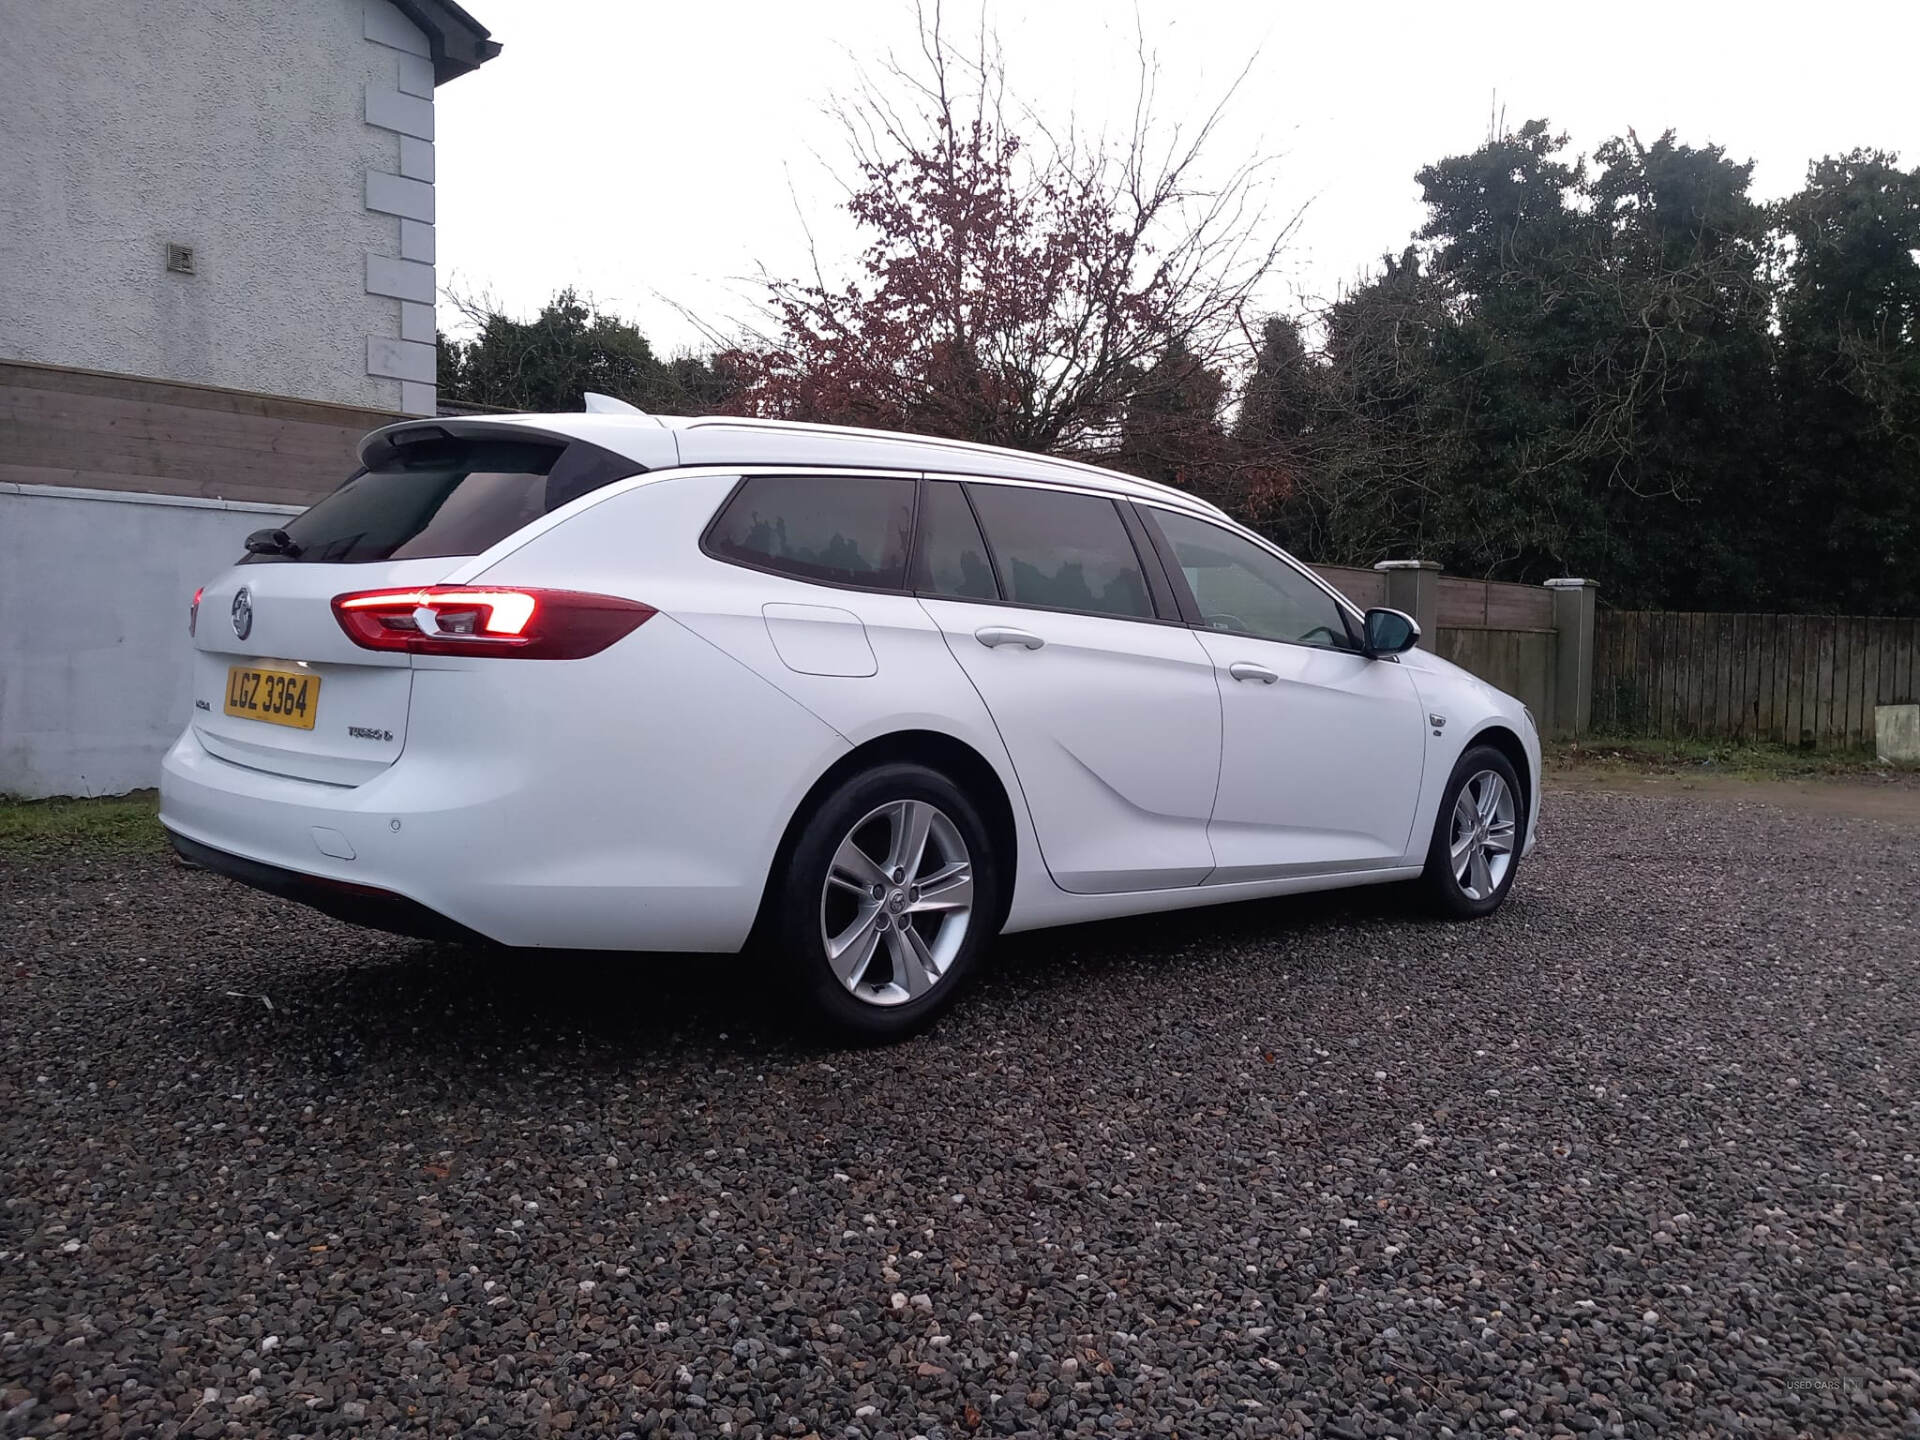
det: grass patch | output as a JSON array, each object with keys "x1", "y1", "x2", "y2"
[
  {"x1": 0, "y1": 790, "x2": 167, "y2": 860},
  {"x1": 1548, "y1": 734, "x2": 1917, "y2": 781}
]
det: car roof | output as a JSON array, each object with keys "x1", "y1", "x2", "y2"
[{"x1": 360, "y1": 411, "x2": 1233, "y2": 520}]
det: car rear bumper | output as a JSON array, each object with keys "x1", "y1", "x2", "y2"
[
  {"x1": 157, "y1": 680, "x2": 838, "y2": 954},
  {"x1": 166, "y1": 827, "x2": 486, "y2": 944},
  {"x1": 158, "y1": 617, "x2": 855, "y2": 952}
]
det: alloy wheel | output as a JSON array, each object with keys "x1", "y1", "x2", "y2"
[
  {"x1": 819, "y1": 799, "x2": 975, "y2": 1007},
  {"x1": 1449, "y1": 769, "x2": 1517, "y2": 901}
]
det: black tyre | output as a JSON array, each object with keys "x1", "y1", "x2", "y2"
[
  {"x1": 1419, "y1": 745, "x2": 1525, "y2": 918},
  {"x1": 769, "y1": 762, "x2": 1001, "y2": 1041}
]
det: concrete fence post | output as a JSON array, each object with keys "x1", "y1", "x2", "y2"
[
  {"x1": 1544, "y1": 578, "x2": 1598, "y2": 737},
  {"x1": 1372, "y1": 560, "x2": 1442, "y2": 645}
]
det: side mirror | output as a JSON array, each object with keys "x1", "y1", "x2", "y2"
[{"x1": 1363, "y1": 607, "x2": 1420, "y2": 656}]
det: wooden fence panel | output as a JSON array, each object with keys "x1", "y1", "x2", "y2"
[
  {"x1": 1728, "y1": 610, "x2": 1743, "y2": 737},
  {"x1": 1673, "y1": 613, "x2": 1693, "y2": 736},
  {"x1": 1815, "y1": 617, "x2": 1837, "y2": 747},
  {"x1": 1485, "y1": 581, "x2": 1554, "y2": 630},
  {"x1": 1436, "y1": 627, "x2": 1556, "y2": 722},
  {"x1": 1436, "y1": 576, "x2": 1490, "y2": 627},
  {"x1": 1733, "y1": 614, "x2": 1750, "y2": 738},
  {"x1": 1836, "y1": 616, "x2": 1853, "y2": 746},
  {"x1": 1310, "y1": 564, "x2": 1388, "y2": 608},
  {"x1": 1772, "y1": 615, "x2": 1793, "y2": 745},
  {"x1": 1595, "y1": 610, "x2": 1920, "y2": 748},
  {"x1": 1595, "y1": 610, "x2": 1623, "y2": 732}
]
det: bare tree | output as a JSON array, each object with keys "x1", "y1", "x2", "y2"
[{"x1": 723, "y1": 3, "x2": 1295, "y2": 459}]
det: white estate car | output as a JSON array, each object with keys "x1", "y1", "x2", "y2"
[{"x1": 161, "y1": 410, "x2": 1539, "y2": 1039}]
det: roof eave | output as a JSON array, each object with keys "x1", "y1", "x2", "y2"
[{"x1": 389, "y1": 0, "x2": 500, "y2": 85}]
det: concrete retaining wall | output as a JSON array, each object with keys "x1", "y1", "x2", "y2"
[{"x1": 0, "y1": 483, "x2": 298, "y2": 798}]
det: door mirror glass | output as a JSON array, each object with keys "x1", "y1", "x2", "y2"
[{"x1": 1363, "y1": 607, "x2": 1420, "y2": 655}]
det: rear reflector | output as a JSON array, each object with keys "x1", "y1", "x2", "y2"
[
  {"x1": 189, "y1": 586, "x2": 204, "y2": 637},
  {"x1": 331, "y1": 586, "x2": 654, "y2": 659}
]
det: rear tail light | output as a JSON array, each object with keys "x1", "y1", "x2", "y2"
[
  {"x1": 330, "y1": 586, "x2": 655, "y2": 659},
  {"x1": 189, "y1": 586, "x2": 204, "y2": 637}
]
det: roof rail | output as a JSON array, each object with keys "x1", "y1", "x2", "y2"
[{"x1": 677, "y1": 415, "x2": 1230, "y2": 518}]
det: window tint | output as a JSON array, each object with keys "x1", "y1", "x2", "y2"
[
  {"x1": 965, "y1": 485, "x2": 1154, "y2": 620},
  {"x1": 249, "y1": 439, "x2": 635, "y2": 564},
  {"x1": 1151, "y1": 509, "x2": 1356, "y2": 650},
  {"x1": 910, "y1": 481, "x2": 999, "y2": 600},
  {"x1": 707, "y1": 474, "x2": 916, "y2": 589}
]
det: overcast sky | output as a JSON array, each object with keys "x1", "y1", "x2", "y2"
[{"x1": 435, "y1": 0, "x2": 1920, "y2": 355}]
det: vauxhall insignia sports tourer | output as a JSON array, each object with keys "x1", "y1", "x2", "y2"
[{"x1": 161, "y1": 408, "x2": 1538, "y2": 1039}]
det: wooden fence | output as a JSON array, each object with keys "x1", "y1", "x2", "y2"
[
  {"x1": 1437, "y1": 575, "x2": 1555, "y2": 630},
  {"x1": 1314, "y1": 564, "x2": 1565, "y2": 726},
  {"x1": 1309, "y1": 563, "x2": 1387, "y2": 608},
  {"x1": 1312, "y1": 565, "x2": 1557, "y2": 631},
  {"x1": 1594, "y1": 611, "x2": 1920, "y2": 748}
]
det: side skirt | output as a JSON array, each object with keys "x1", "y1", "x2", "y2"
[{"x1": 1000, "y1": 864, "x2": 1423, "y2": 935}]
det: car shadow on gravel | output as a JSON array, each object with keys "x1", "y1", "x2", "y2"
[{"x1": 168, "y1": 875, "x2": 1453, "y2": 1083}]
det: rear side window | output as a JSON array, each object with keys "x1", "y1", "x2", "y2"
[
  {"x1": 910, "y1": 481, "x2": 999, "y2": 600},
  {"x1": 249, "y1": 437, "x2": 635, "y2": 564},
  {"x1": 965, "y1": 484, "x2": 1154, "y2": 620},
  {"x1": 706, "y1": 475, "x2": 916, "y2": 589}
]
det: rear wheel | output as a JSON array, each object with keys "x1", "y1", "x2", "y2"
[
  {"x1": 771, "y1": 763, "x2": 1000, "y2": 1040},
  {"x1": 1420, "y1": 746, "x2": 1524, "y2": 918}
]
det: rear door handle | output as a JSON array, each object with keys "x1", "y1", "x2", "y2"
[
  {"x1": 1228, "y1": 661, "x2": 1278, "y2": 684},
  {"x1": 975, "y1": 626, "x2": 1044, "y2": 650}
]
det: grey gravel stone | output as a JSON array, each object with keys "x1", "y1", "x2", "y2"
[{"x1": 3, "y1": 788, "x2": 1918, "y2": 1437}]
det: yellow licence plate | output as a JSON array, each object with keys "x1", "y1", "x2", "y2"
[{"x1": 224, "y1": 664, "x2": 321, "y2": 730}]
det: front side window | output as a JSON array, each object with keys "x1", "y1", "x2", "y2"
[
  {"x1": 706, "y1": 475, "x2": 916, "y2": 589},
  {"x1": 248, "y1": 437, "x2": 635, "y2": 564},
  {"x1": 1150, "y1": 508, "x2": 1356, "y2": 650},
  {"x1": 910, "y1": 481, "x2": 999, "y2": 600},
  {"x1": 965, "y1": 484, "x2": 1153, "y2": 620}
]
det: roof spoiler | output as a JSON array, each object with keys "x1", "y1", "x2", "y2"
[{"x1": 358, "y1": 417, "x2": 593, "y2": 470}]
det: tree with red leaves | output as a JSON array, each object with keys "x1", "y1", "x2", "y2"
[{"x1": 725, "y1": 6, "x2": 1292, "y2": 464}]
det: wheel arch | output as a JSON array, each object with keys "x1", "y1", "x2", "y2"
[
  {"x1": 751, "y1": 728, "x2": 1020, "y2": 945},
  {"x1": 1464, "y1": 723, "x2": 1533, "y2": 834}
]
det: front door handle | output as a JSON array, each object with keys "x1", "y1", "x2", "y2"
[
  {"x1": 1228, "y1": 661, "x2": 1278, "y2": 684},
  {"x1": 975, "y1": 625, "x2": 1044, "y2": 650}
]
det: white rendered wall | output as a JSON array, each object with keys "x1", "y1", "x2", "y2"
[
  {"x1": 0, "y1": 0, "x2": 439, "y2": 415},
  {"x1": 0, "y1": 485, "x2": 300, "y2": 798}
]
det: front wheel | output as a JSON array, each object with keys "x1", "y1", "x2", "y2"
[
  {"x1": 770, "y1": 762, "x2": 1000, "y2": 1041},
  {"x1": 1420, "y1": 746, "x2": 1524, "y2": 918}
]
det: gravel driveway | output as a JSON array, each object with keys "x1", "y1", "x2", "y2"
[{"x1": 4, "y1": 787, "x2": 1917, "y2": 1438}]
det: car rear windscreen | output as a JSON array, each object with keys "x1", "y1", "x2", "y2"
[{"x1": 247, "y1": 437, "x2": 638, "y2": 564}]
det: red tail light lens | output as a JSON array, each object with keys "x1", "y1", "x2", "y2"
[
  {"x1": 330, "y1": 586, "x2": 655, "y2": 659},
  {"x1": 189, "y1": 586, "x2": 204, "y2": 637}
]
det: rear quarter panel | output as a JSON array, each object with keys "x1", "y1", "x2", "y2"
[
  {"x1": 400, "y1": 613, "x2": 848, "y2": 949},
  {"x1": 466, "y1": 469, "x2": 1058, "y2": 935}
]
